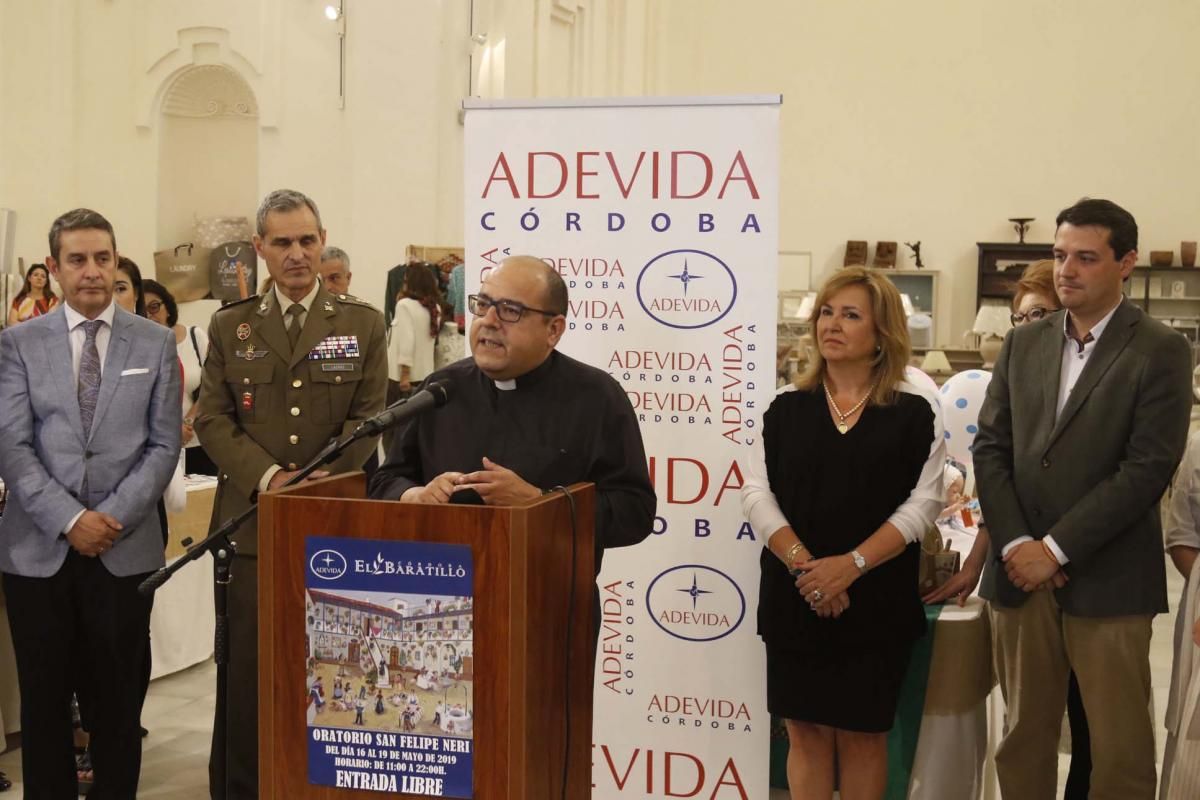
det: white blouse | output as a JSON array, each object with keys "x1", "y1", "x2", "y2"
[
  {"x1": 178, "y1": 325, "x2": 208, "y2": 448},
  {"x1": 388, "y1": 298, "x2": 437, "y2": 383}
]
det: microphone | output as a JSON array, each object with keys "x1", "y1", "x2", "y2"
[{"x1": 354, "y1": 380, "x2": 451, "y2": 438}]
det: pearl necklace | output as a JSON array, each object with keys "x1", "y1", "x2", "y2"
[{"x1": 823, "y1": 381, "x2": 875, "y2": 434}]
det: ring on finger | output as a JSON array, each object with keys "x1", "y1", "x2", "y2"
[{"x1": 810, "y1": 589, "x2": 824, "y2": 604}]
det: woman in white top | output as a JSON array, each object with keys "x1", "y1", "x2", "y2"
[
  {"x1": 143, "y1": 279, "x2": 215, "y2": 476},
  {"x1": 1162, "y1": 431, "x2": 1200, "y2": 800},
  {"x1": 388, "y1": 264, "x2": 442, "y2": 394}
]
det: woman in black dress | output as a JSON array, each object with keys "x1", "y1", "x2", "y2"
[{"x1": 743, "y1": 267, "x2": 944, "y2": 799}]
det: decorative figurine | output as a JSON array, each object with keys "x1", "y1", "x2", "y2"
[
  {"x1": 873, "y1": 241, "x2": 897, "y2": 269},
  {"x1": 844, "y1": 241, "x2": 868, "y2": 267},
  {"x1": 905, "y1": 241, "x2": 924, "y2": 269},
  {"x1": 1008, "y1": 217, "x2": 1034, "y2": 243}
]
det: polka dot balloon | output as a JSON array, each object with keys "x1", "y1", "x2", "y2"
[{"x1": 939, "y1": 369, "x2": 993, "y2": 467}]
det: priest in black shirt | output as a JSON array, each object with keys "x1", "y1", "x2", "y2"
[{"x1": 368, "y1": 255, "x2": 655, "y2": 620}]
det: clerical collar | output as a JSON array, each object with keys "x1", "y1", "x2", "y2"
[{"x1": 485, "y1": 351, "x2": 558, "y2": 392}]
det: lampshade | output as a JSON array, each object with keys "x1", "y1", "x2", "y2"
[
  {"x1": 796, "y1": 291, "x2": 816, "y2": 320},
  {"x1": 921, "y1": 349, "x2": 953, "y2": 374},
  {"x1": 971, "y1": 304, "x2": 1012, "y2": 339}
]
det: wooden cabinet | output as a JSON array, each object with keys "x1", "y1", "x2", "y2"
[
  {"x1": 1125, "y1": 266, "x2": 1200, "y2": 342},
  {"x1": 976, "y1": 242, "x2": 1054, "y2": 310}
]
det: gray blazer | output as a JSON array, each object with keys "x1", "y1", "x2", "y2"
[
  {"x1": 0, "y1": 305, "x2": 181, "y2": 578},
  {"x1": 975, "y1": 300, "x2": 1193, "y2": 615}
]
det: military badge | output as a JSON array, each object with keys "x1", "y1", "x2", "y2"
[{"x1": 307, "y1": 335, "x2": 361, "y2": 360}]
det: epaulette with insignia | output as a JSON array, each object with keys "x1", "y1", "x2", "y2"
[
  {"x1": 213, "y1": 294, "x2": 261, "y2": 314},
  {"x1": 334, "y1": 293, "x2": 379, "y2": 310}
]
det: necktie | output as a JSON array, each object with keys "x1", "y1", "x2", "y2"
[
  {"x1": 286, "y1": 304, "x2": 305, "y2": 350},
  {"x1": 78, "y1": 319, "x2": 103, "y2": 438}
]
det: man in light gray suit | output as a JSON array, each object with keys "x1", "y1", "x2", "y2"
[
  {"x1": 975, "y1": 198, "x2": 1193, "y2": 800},
  {"x1": 0, "y1": 208, "x2": 180, "y2": 799}
]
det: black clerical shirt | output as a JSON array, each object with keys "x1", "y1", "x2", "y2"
[{"x1": 368, "y1": 350, "x2": 656, "y2": 573}]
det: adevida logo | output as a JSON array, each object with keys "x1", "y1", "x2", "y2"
[
  {"x1": 636, "y1": 249, "x2": 737, "y2": 330},
  {"x1": 645, "y1": 564, "x2": 745, "y2": 642},
  {"x1": 309, "y1": 549, "x2": 348, "y2": 581}
]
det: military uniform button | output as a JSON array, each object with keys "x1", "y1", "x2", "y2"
[
  {"x1": 293, "y1": 379, "x2": 303, "y2": 389},
  {"x1": 334, "y1": 375, "x2": 343, "y2": 384},
  {"x1": 289, "y1": 434, "x2": 300, "y2": 445},
  {"x1": 243, "y1": 377, "x2": 251, "y2": 385},
  {"x1": 291, "y1": 407, "x2": 301, "y2": 417},
  {"x1": 288, "y1": 463, "x2": 298, "y2": 471}
]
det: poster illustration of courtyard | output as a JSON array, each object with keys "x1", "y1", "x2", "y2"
[{"x1": 304, "y1": 536, "x2": 474, "y2": 797}]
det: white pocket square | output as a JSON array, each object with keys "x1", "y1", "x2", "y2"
[{"x1": 120, "y1": 367, "x2": 150, "y2": 376}]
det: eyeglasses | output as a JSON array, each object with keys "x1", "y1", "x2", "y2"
[
  {"x1": 1010, "y1": 306, "x2": 1049, "y2": 326},
  {"x1": 146, "y1": 300, "x2": 164, "y2": 315},
  {"x1": 467, "y1": 294, "x2": 558, "y2": 323}
]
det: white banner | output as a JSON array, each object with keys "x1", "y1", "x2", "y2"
[{"x1": 464, "y1": 96, "x2": 780, "y2": 799}]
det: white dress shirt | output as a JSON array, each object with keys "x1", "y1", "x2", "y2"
[
  {"x1": 1003, "y1": 299, "x2": 1123, "y2": 565},
  {"x1": 62, "y1": 301, "x2": 117, "y2": 534},
  {"x1": 64, "y1": 300, "x2": 116, "y2": 380}
]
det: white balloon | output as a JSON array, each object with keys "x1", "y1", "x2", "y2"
[
  {"x1": 904, "y1": 365, "x2": 939, "y2": 397},
  {"x1": 939, "y1": 370, "x2": 993, "y2": 467}
]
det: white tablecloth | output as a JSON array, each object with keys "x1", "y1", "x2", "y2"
[
  {"x1": 909, "y1": 598, "x2": 991, "y2": 800},
  {"x1": 153, "y1": 478, "x2": 217, "y2": 679}
]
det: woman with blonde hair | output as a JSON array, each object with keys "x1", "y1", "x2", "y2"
[{"x1": 743, "y1": 266, "x2": 944, "y2": 799}]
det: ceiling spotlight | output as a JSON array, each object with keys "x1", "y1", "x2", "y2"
[
  {"x1": 324, "y1": 5, "x2": 341, "y2": 21},
  {"x1": 470, "y1": 32, "x2": 488, "y2": 45}
]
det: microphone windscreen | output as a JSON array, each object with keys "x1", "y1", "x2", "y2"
[{"x1": 426, "y1": 380, "x2": 452, "y2": 407}]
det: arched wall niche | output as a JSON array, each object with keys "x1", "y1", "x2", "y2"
[{"x1": 152, "y1": 39, "x2": 261, "y2": 328}]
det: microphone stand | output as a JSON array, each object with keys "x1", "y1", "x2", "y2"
[{"x1": 138, "y1": 391, "x2": 431, "y2": 800}]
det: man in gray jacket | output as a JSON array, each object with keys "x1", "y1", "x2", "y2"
[
  {"x1": 0, "y1": 208, "x2": 180, "y2": 798},
  {"x1": 975, "y1": 198, "x2": 1193, "y2": 799}
]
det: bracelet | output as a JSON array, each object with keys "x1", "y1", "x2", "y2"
[
  {"x1": 782, "y1": 540, "x2": 807, "y2": 567},
  {"x1": 1040, "y1": 540, "x2": 1060, "y2": 566}
]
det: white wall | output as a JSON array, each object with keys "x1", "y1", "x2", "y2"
[
  {"x1": 649, "y1": 0, "x2": 1200, "y2": 343},
  {"x1": 157, "y1": 114, "x2": 258, "y2": 249},
  {"x1": 0, "y1": 0, "x2": 474, "y2": 317},
  {"x1": 8, "y1": 1, "x2": 1196, "y2": 343}
]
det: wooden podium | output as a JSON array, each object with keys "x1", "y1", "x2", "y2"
[{"x1": 257, "y1": 473, "x2": 595, "y2": 799}]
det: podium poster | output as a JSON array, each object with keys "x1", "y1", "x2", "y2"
[
  {"x1": 464, "y1": 96, "x2": 780, "y2": 799},
  {"x1": 304, "y1": 536, "x2": 474, "y2": 797}
]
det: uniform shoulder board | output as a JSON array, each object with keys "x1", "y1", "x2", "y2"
[
  {"x1": 214, "y1": 294, "x2": 261, "y2": 314},
  {"x1": 334, "y1": 293, "x2": 378, "y2": 310}
]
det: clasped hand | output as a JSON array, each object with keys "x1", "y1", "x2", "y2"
[
  {"x1": 794, "y1": 555, "x2": 859, "y2": 619},
  {"x1": 67, "y1": 510, "x2": 123, "y2": 557},
  {"x1": 1003, "y1": 540, "x2": 1068, "y2": 592},
  {"x1": 405, "y1": 457, "x2": 540, "y2": 506}
]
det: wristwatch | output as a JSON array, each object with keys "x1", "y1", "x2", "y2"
[{"x1": 850, "y1": 549, "x2": 868, "y2": 573}]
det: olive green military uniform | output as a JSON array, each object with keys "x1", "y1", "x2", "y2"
[{"x1": 195, "y1": 285, "x2": 386, "y2": 799}]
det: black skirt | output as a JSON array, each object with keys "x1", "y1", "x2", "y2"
[{"x1": 766, "y1": 639, "x2": 913, "y2": 733}]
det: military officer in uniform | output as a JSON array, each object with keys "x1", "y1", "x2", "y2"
[{"x1": 195, "y1": 189, "x2": 386, "y2": 799}]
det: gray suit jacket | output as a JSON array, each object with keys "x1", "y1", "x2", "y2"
[
  {"x1": 975, "y1": 300, "x2": 1192, "y2": 615},
  {"x1": 0, "y1": 305, "x2": 181, "y2": 578}
]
